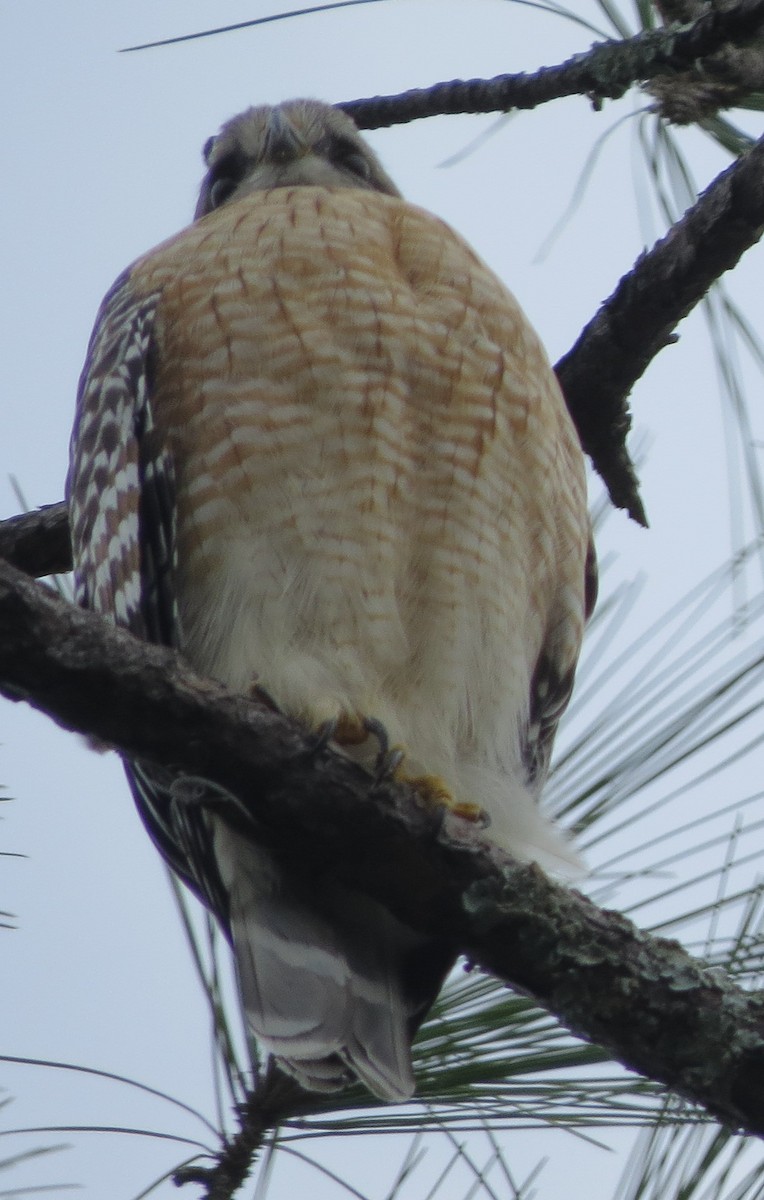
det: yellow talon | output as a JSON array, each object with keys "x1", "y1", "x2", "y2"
[
  {"x1": 310, "y1": 712, "x2": 487, "y2": 826},
  {"x1": 399, "y1": 771, "x2": 485, "y2": 824},
  {"x1": 332, "y1": 711, "x2": 370, "y2": 746}
]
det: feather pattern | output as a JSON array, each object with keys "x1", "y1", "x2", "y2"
[{"x1": 67, "y1": 100, "x2": 594, "y2": 1100}]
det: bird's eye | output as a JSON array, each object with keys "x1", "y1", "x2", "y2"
[
  {"x1": 208, "y1": 176, "x2": 238, "y2": 210},
  {"x1": 331, "y1": 139, "x2": 372, "y2": 182},
  {"x1": 203, "y1": 150, "x2": 250, "y2": 212}
]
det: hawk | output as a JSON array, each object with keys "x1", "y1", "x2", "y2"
[{"x1": 67, "y1": 99, "x2": 595, "y2": 1102}]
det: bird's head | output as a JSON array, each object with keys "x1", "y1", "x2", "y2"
[{"x1": 194, "y1": 99, "x2": 400, "y2": 219}]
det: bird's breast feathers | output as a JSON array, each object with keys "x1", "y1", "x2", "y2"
[{"x1": 131, "y1": 185, "x2": 588, "y2": 868}]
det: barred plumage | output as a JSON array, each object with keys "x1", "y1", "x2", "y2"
[{"x1": 67, "y1": 99, "x2": 595, "y2": 1101}]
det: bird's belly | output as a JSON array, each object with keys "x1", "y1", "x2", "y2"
[
  {"x1": 176, "y1": 508, "x2": 579, "y2": 872},
  {"x1": 176, "y1": 476, "x2": 532, "y2": 745},
  {"x1": 172, "y1": 431, "x2": 554, "y2": 834}
]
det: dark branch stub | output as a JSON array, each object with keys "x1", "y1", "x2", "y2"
[
  {"x1": 173, "y1": 1068, "x2": 318, "y2": 1199},
  {"x1": 0, "y1": 502, "x2": 71, "y2": 577}
]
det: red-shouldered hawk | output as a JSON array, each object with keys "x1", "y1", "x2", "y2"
[{"x1": 67, "y1": 100, "x2": 595, "y2": 1102}]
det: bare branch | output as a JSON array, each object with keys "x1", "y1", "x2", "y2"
[
  {"x1": 340, "y1": 0, "x2": 764, "y2": 128},
  {"x1": 1, "y1": 558, "x2": 763, "y2": 1138},
  {"x1": 556, "y1": 129, "x2": 764, "y2": 524},
  {"x1": 123, "y1": 0, "x2": 764, "y2": 119},
  {"x1": 0, "y1": 502, "x2": 71, "y2": 578}
]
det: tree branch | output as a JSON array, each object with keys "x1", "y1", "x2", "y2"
[
  {"x1": 1, "y1": 558, "x2": 763, "y2": 1138},
  {"x1": 340, "y1": 0, "x2": 764, "y2": 127},
  {"x1": 173, "y1": 1067, "x2": 319, "y2": 1199},
  {"x1": 123, "y1": 0, "x2": 764, "y2": 118},
  {"x1": 557, "y1": 128, "x2": 764, "y2": 523},
  {"x1": 0, "y1": 502, "x2": 71, "y2": 578}
]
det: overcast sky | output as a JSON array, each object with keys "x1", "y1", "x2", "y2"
[{"x1": 2, "y1": 2, "x2": 763, "y2": 1198}]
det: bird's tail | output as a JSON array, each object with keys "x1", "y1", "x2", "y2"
[{"x1": 213, "y1": 818, "x2": 448, "y2": 1101}]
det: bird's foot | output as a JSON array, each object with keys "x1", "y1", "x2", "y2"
[
  {"x1": 328, "y1": 712, "x2": 405, "y2": 780},
  {"x1": 400, "y1": 771, "x2": 485, "y2": 824},
  {"x1": 301, "y1": 711, "x2": 401, "y2": 776},
  {"x1": 331, "y1": 712, "x2": 485, "y2": 824},
  {"x1": 332, "y1": 710, "x2": 372, "y2": 746},
  {"x1": 307, "y1": 716, "x2": 339, "y2": 757},
  {"x1": 361, "y1": 716, "x2": 406, "y2": 782},
  {"x1": 289, "y1": 704, "x2": 484, "y2": 826}
]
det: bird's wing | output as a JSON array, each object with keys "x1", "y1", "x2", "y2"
[
  {"x1": 67, "y1": 271, "x2": 229, "y2": 924},
  {"x1": 524, "y1": 533, "x2": 598, "y2": 791}
]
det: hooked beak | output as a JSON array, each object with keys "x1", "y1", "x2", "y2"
[{"x1": 262, "y1": 108, "x2": 306, "y2": 165}]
